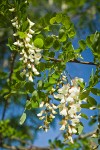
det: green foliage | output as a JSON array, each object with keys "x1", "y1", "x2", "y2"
[{"x1": 0, "y1": 0, "x2": 100, "y2": 150}]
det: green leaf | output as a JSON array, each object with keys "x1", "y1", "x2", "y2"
[
  {"x1": 32, "y1": 90, "x2": 38, "y2": 97},
  {"x1": 68, "y1": 30, "x2": 76, "y2": 38},
  {"x1": 44, "y1": 36, "x2": 54, "y2": 48},
  {"x1": 25, "y1": 82, "x2": 34, "y2": 93},
  {"x1": 77, "y1": 123, "x2": 83, "y2": 134},
  {"x1": 18, "y1": 31, "x2": 26, "y2": 39},
  {"x1": 62, "y1": 16, "x2": 71, "y2": 29},
  {"x1": 25, "y1": 100, "x2": 32, "y2": 110},
  {"x1": 52, "y1": 73, "x2": 60, "y2": 79},
  {"x1": 34, "y1": 38, "x2": 44, "y2": 48},
  {"x1": 79, "y1": 40, "x2": 86, "y2": 50},
  {"x1": 81, "y1": 103, "x2": 92, "y2": 109},
  {"x1": 56, "y1": 13, "x2": 62, "y2": 23},
  {"x1": 80, "y1": 90, "x2": 90, "y2": 100},
  {"x1": 50, "y1": 17, "x2": 56, "y2": 24},
  {"x1": 53, "y1": 39, "x2": 60, "y2": 50},
  {"x1": 49, "y1": 77, "x2": 56, "y2": 84},
  {"x1": 91, "y1": 88, "x2": 100, "y2": 96},
  {"x1": 38, "y1": 80, "x2": 43, "y2": 88},
  {"x1": 86, "y1": 36, "x2": 92, "y2": 48},
  {"x1": 31, "y1": 101, "x2": 39, "y2": 108},
  {"x1": 81, "y1": 113, "x2": 88, "y2": 119},
  {"x1": 19, "y1": 112, "x2": 26, "y2": 125},
  {"x1": 59, "y1": 29, "x2": 67, "y2": 42},
  {"x1": 87, "y1": 96, "x2": 97, "y2": 106}
]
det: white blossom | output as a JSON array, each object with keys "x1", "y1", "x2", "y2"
[
  {"x1": 66, "y1": 96, "x2": 74, "y2": 103},
  {"x1": 29, "y1": 29, "x2": 35, "y2": 34},
  {"x1": 29, "y1": 75, "x2": 33, "y2": 82},
  {"x1": 39, "y1": 101, "x2": 44, "y2": 108},
  {"x1": 37, "y1": 110, "x2": 44, "y2": 117},
  {"x1": 9, "y1": 8, "x2": 15, "y2": 12},
  {"x1": 60, "y1": 124, "x2": 66, "y2": 130},
  {"x1": 60, "y1": 108, "x2": 67, "y2": 116},
  {"x1": 27, "y1": 18, "x2": 35, "y2": 27}
]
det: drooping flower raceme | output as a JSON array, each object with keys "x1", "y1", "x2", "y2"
[
  {"x1": 9, "y1": 8, "x2": 42, "y2": 82},
  {"x1": 37, "y1": 77, "x2": 84, "y2": 143},
  {"x1": 54, "y1": 77, "x2": 84, "y2": 143},
  {"x1": 37, "y1": 101, "x2": 58, "y2": 132}
]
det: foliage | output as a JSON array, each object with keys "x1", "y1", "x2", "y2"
[{"x1": 0, "y1": 0, "x2": 100, "y2": 150}]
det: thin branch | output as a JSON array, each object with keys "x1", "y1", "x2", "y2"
[
  {"x1": 46, "y1": 57, "x2": 99, "y2": 66},
  {"x1": 2, "y1": 144, "x2": 26, "y2": 150},
  {"x1": 10, "y1": 137, "x2": 30, "y2": 145},
  {"x1": 78, "y1": 129, "x2": 97, "y2": 139},
  {"x1": 9, "y1": 51, "x2": 17, "y2": 83},
  {"x1": 2, "y1": 51, "x2": 17, "y2": 120},
  {"x1": 70, "y1": 59, "x2": 97, "y2": 66},
  {"x1": 2, "y1": 144, "x2": 51, "y2": 150}
]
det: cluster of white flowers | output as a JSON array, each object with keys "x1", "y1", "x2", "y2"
[
  {"x1": 54, "y1": 77, "x2": 84, "y2": 143},
  {"x1": 37, "y1": 101, "x2": 58, "y2": 132},
  {"x1": 9, "y1": 8, "x2": 42, "y2": 82}
]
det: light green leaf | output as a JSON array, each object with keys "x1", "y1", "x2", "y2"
[
  {"x1": 34, "y1": 38, "x2": 44, "y2": 48},
  {"x1": 50, "y1": 17, "x2": 56, "y2": 24},
  {"x1": 19, "y1": 112, "x2": 26, "y2": 125},
  {"x1": 77, "y1": 123, "x2": 83, "y2": 134},
  {"x1": 18, "y1": 31, "x2": 26, "y2": 39},
  {"x1": 49, "y1": 77, "x2": 56, "y2": 84}
]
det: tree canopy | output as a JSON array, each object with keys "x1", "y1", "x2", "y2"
[{"x1": 0, "y1": 0, "x2": 100, "y2": 150}]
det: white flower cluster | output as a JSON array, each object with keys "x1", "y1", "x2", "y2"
[
  {"x1": 37, "y1": 101, "x2": 58, "y2": 132},
  {"x1": 54, "y1": 77, "x2": 84, "y2": 143},
  {"x1": 9, "y1": 8, "x2": 42, "y2": 82}
]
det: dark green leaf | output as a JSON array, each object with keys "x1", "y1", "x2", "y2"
[
  {"x1": 79, "y1": 40, "x2": 86, "y2": 50},
  {"x1": 80, "y1": 90, "x2": 90, "y2": 100},
  {"x1": 87, "y1": 96, "x2": 97, "y2": 106},
  {"x1": 81, "y1": 113, "x2": 88, "y2": 119},
  {"x1": 81, "y1": 103, "x2": 92, "y2": 109},
  {"x1": 91, "y1": 88, "x2": 100, "y2": 96}
]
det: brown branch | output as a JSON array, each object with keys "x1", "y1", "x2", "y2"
[
  {"x1": 2, "y1": 51, "x2": 17, "y2": 120},
  {"x1": 46, "y1": 57, "x2": 99, "y2": 66},
  {"x1": 9, "y1": 51, "x2": 17, "y2": 83},
  {"x1": 10, "y1": 137, "x2": 30, "y2": 145},
  {"x1": 2, "y1": 144, "x2": 26, "y2": 150},
  {"x1": 2, "y1": 144, "x2": 51, "y2": 150},
  {"x1": 78, "y1": 129, "x2": 97, "y2": 139}
]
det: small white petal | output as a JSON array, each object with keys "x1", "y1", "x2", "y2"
[
  {"x1": 27, "y1": 18, "x2": 35, "y2": 27},
  {"x1": 39, "y1": 102, "x2": 44, "y2": 108},
  {"x1": 60, "y1": 124, "x2": 65, "y2": 130},
  {"x1": 25, "y1": 37, "x2": 31, "y2": 42},
  {"x1": 37, "y1": 110, "x2": 44, "y2": 117},
  {"x1": 29, "y1": 75, "x2": 33, "y2": 82},
  {"x1": 60, "y1": 108, "x2": 67, "y2": 116},
  {"x1": 29, "y1": 29, "x2": 35, "y2": 34},
  {"x1": 27, "y1": 33, "x2": 32, "y2": 38},
  {"x1": 9, "y1": 8, "x2": 15, "y2": 12},
  {"x1": 27, "y1": 63, "x2": 31, "y2": 68}
]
